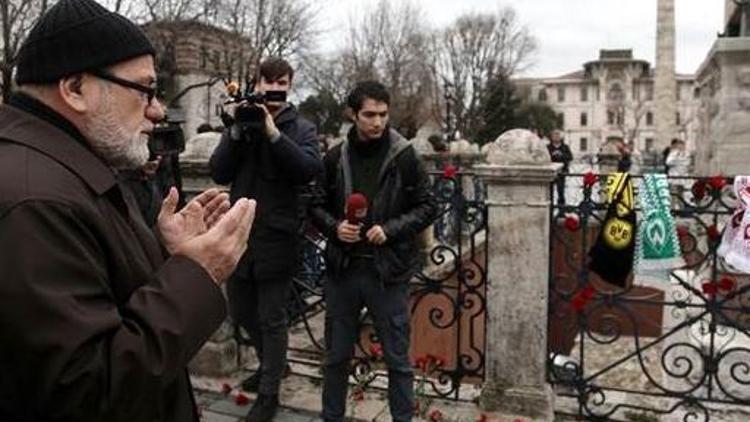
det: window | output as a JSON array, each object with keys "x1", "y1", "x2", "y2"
[
  {"x1": 580, "y1": 112, "x2": 588, "y2": 127},
  {"x1": 557, "y1": 86, "x2": 566, "y2": 102},
  {"x1": 538, "y1": 88, "x2": 548, "y2": 102},
  {"x1": 646, "y1": 112, "x2": 653, "y2": 126},
  {"x1": 607, "y1": 110, "x2": 615, "y2": 125},
  {"x1": 645, "y1": 84, "x2": 654, "y2": 100},
  {"x1": 676, "y1": 112, "x2": 681, "y2": 125},
  {"x1": 676, "y1": 85, "x2": 682, "y2": 101},
  {"x1": 693, "y1": 87, "x2": 700, "y2": 99},
  {"x1": 557, "y1": 113, "x2": 565, "y2": 127},
  {"x1": 645, "y1": 138, "x2": 654, "y2": 152},
  {"x1": 580, "y1": 86, "x2": 588, "y2": 102},
  {"x1": 617, "y1": 112, "x2": 624, "y2": 126},
  {"x1": 580, "y1": 137, "x2": 588, "y2": 152}
]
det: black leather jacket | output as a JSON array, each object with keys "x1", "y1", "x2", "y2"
[{"x1": 310, "y1": 130, "x2": 437, "y2": 283}]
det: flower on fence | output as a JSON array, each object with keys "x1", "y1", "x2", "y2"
[
  {"x1": 221, "y1": 383, "x2": 232, "y2": 395},
  {"x1": 707, "y1": 225, "x2": 721, "y2": 242},
  {"x1": 583, "y1": 172, "x2": 598, "y2": 188},
  {"x1": 234, "y1": 392, "x2": 250, "y2": 406},
  {"x1": 702, "y1": 281, "x2": 718, "y2": 297},
  {"x1": 369, "y1": 343, "x2": 384, "y2": 360},
  {"x1": 676, "y1": 225, "x2": 689, "y2": 238},
  {"x1": 691, "y1": 179, "x2": 707, "y2": 201},
  {"x1": 429, "y1": 409, "x2": 444, "y2": 422},
  {"x1": 718, "y1": 276, "x2": 736, "y2": 292},
  {"x1": 443, "y1": 164, "x2": 458, "y2": 179},
  {"x1": 708, "y1": 175, "x2": 728, "y2": 192},
  {"x1": 564, "y1": 216, "x2": 580, "y2": 232},
  {"x1": 571, "y1": 285, "x2": 595, "y2": 312}
]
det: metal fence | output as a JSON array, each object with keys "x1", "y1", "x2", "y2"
[{"x1": 548, "y1": 173, "x2": 750, "y2": 421}]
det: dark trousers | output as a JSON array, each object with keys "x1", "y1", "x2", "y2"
[
  {"x1": 555, "y1": 174, "x2": 567, "y2": 206},
  {"x1": 227, "y1": 264, "x2": 292, "y2": 396},
  {"x1": 322, "y1": 259, "x2": 414, "y2": 422}
]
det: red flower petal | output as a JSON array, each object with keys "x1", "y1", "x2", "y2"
[
  {"x1": 571, "y1": 295, "x2": 587, "y2": 311},
  {"x1": 718, "y1": 277, "x2": 736, "y2": 292},
  {"x1": 565, "y1": 216, "x2": 580, "y2": 232},
  {"x1": 369, "y1": 343, "x2": 384, "y2": 359},
  {"x1": 581, "y1": 286, "x2": 596, "y2": 300},
  {"x1": 583, "y1": 172, "x2": 598, "y2": 188},
  {"x1": 429, "y1": 409, "x2": 443, "y2": 422},
  {"x1": 234, "y1": 393, "x2": 250, "y2": 406},
  {"x1": 707, "y1": 225, "x2": 721, "y2": 242},
  {"x1": 443, "y1": 164, "x2": 458, "y2": 179},
  {"x1": 702, "y1": 282, "x2": 718, "y2": 296},
  {"x1": 692, "y1": 180, "x2": 707, "y2": 201},
  {"x1": 708, "y1": 175, "x2": 727, "y2": 191},
  {"x1": 676, "y1": 225, "x2": 689, "y2": 238}
]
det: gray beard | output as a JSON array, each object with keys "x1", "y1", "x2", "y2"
[{"x1": 82, "y1": 96, "x2": 149, "y2": 170}]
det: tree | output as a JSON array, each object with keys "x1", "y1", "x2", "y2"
[
  {"x1": 475, "y1": 74, "x2": 520, "y2": 144},
  {"x1": 0, "y1": 0, "x2": 55, "y2": 102},
  {"x1": 514, "y1": 102, "x2": 560, "y2": 138},
  {"x1": 431, "y1": 7, "x2": 536, "y2": 140},
  {"x1": 298, "y1": 90, "x2": 344, "y2": 136}
]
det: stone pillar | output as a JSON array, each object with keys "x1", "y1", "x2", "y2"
[
  {"x1": 654, "y1": 0, "x2": 677, "y2": 151},
  {"x1": 695, "y1": 37, "x2": 750, "y2": 176},
  {"x1": 474, "y1": 129, "x2": 559, "y2": 421}
]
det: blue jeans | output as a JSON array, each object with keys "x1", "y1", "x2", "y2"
[{"x1": 322, "y1": 259, "x2": 414, "y2": 422}]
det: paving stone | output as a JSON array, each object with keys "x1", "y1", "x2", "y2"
[
  {"x1": 200, "y1": 411, "x2": 241, "y2": 422},
  {"x1": 275, "y1": 409, "x2": 316, "y2": 422},
  {"x1": 208, "y1": 397, "x2": 253, "y2": 418}
]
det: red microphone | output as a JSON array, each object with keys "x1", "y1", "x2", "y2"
[{"x1": 345, "y1": 193, "x2": 368, "y2": 224}]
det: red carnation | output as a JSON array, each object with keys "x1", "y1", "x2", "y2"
[
  {"x1": 583, "y1": 172, "x2": 598, "y2": 188},
  {"x1": 718, "y1": 277, "x2": 736, "y2": 292},
  {"x1": 691, "y1": 180, "x2": 707, "y2": 201},
  {"x1": 221, "y1": 383, "x2": 232, "y2": 395},
  {"x1": 369, "y1": 343, "x2": 384, "y2": 360},
  {"x1": 571, "y1": 294, "x2": 587, "y2": 312},
  {"x1": 676, "y1": 225, "x2": 689, "y2": 238},
  {"x1": 429, "y1": 409, "x2": 443, "y2": 422},
  {"x1": 581, "y1": 286, "x2": 596, "y2": 300},
  {"x1": 565, "y1": 216, "x2": 580, "y2": 232},
  {"x1": 234, "y1": 393, "x2": 250, "y2": 406},
  {"x1": 708, "y1": 175, "x2": 727, "y2": 191},
  {"x1": 702, "y1": 282, "x2": 718, "y2": 296},
  {"x1": 443, "y1": 164, "x2": 458, "y2": 179},
  {"x1": 707, "y1": 225, "x2": 721, "y2": 242}
]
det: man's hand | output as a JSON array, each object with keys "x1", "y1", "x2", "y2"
[
  {"x1": 171, "y1": 198, "x2": 256, "y2": 284},
  {"x1": 257, "y1": 103, "x2": 280, "y2": 140},
  {"x1": 157, "y1": 188, "x2": 231, "y2": 255},
  {"x1": 366, "y1": 225, "x2": 387, "y2": 245},
  {"x1": 337, "y1": 221, "x2": 362, "y2": 243}
]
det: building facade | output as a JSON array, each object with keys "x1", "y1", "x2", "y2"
[{"x1": 515, "y1": 49, "x2": 700, "y2": 161}]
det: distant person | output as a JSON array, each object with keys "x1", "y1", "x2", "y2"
[
  {"x1": 546, "y1": 130, "x2": 573, "y2": 205},
  {"x1": 616, "y1": 141, "x2": 633, "y2": 173},
  {"x1": 662, "y1": 138, "x2": 680, "y2": 174}
]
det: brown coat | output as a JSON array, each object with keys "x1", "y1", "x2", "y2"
[{"x1": 0, "y1": 104, "x2": 226, "y2": 421}]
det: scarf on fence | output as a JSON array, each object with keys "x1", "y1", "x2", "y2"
[
  {"x1": 719, "y1": 176, "x2": 750, "y2": 273},
  {"x1": 589, "y1": 173, "x2": 636, "y2": 288},
  {"x1": 634, "y1": 174, "x2": 684, "y2": 284}
]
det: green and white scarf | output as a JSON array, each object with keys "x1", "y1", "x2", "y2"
[{"x1": 635, "y1": 174, "x2": 684, "y2": 283}]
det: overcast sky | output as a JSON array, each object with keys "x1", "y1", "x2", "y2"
[{"x1": 318, "y1": 0, "x2": 724, "y2": 77}]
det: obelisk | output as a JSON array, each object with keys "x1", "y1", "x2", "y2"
[{"x1": 654, "y1": 0, "x2": 677, "y2": 150}]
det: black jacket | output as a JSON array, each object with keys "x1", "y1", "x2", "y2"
[
  {"x1": 210, "y1": 105, "x2": 322, "y2": 278},
  {"x1": 547, "y1": 142, "x2": 573, "y2": 172},
  {"x1": 310, "y1": 129, "x2": 437, "y2": 284}
]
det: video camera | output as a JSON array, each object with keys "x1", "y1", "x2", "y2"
[
  {"x1": 223, "y1": 82, "x2": 287, "y2": 139},
  {"x1": 148, "y1": 108, "x2": 186, "y2": 159}
]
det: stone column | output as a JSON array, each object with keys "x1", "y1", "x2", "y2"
[
  {"x1": 654, "y1": 0, "x2": 677, "y2": 150},
  {"x1": 474, "y1": 129, "x2": 559, "y2": 421}
]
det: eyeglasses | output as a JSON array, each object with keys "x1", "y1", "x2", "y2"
[{"x1": 89, "y1": 69, "x2": 157, "y2": 105}]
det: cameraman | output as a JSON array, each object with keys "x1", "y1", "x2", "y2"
[{"x1": 209, "y1": 57, "x2": 322, "y2": 422}]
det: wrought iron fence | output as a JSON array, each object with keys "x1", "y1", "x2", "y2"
[
  {"x1": 548, "y1": 173, "x2": 750, "y2": 421},
  {"x1": 237, "y1": 170, "x2": 489, "y2": 401}
]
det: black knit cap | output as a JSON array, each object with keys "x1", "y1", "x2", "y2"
[{"x1": 15, "y1": 0, "x2": 156, "y2": 85}]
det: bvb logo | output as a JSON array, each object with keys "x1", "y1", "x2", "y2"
[{"x1": 604, "y1": 218, "x2": 633, "y2": 250}]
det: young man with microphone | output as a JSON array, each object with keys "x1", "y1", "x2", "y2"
[{"x1": 310, "y1": 81, "x2": 437, "y2": 422}]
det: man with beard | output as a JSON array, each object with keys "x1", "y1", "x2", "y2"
[
  {"x1": 210, "y1": 57, "x2": 322, "y2": 422},
  {"x1": 0, "y1": 0, "x2": 256, "y2": 421},
  {"x1": 310, "y1": 81, "x2": 437, "y2": 422}
]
